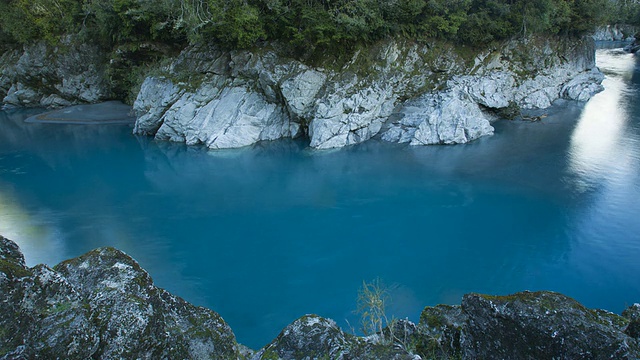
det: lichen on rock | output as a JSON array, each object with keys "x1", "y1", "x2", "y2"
[
  {"x1": 0, "y1": 38, "x2": 111, "y2": 108},
  {"x1": 3, "y1": 236, "x2": 638, "y2": 360},
  {"x1": 0, "y1": 237, "x2": 240, "y2": 360}
]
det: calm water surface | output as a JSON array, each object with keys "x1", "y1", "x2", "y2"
[{"x1": 1, "y1": 48, "x2": 640, "y2": 348}]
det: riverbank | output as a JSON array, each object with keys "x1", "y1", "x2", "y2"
[
  {"x1": 0, "y1": 35, "x2": 604, "y2": 150},
  {"x1": 1, "y1": 236, "x2": 638, "y2": 359}
]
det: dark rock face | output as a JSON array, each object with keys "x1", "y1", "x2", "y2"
[
  {"x1": 415, "y1": 304, "x2": 467, "y2": 359},
  {"x1": 417, "y1": 291, "x2": 640, "y2": 360},
  {"x1": 2, "y1": 236, "x2": 639, "y2": 360},
  {"x1": 0, "y1": 39, "x2": 111, "y2": 108},
  {"x1": 623, "y1": 304, "x2": 640, "y2": 339},
  {"x1": 0, "y1": 236, "x2": 240, "y2": 360},
  {"x1": 460, "y1": 292, "x2": 638, "y2": 359}
]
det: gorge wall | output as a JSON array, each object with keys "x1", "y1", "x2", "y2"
[
  {"x1": 1, "y1": 236, "x2": 639, "y2": 359},
  {"x1": 1, "y1": 35, "x2": 604, "y2": 149},
  {"x1": 132, "y1": 36, "x2": 603, "y2": 149}
]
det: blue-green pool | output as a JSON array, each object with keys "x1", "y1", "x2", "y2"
[{"x1": 1, "y1": 48, "x2": 639, "y2": 348}]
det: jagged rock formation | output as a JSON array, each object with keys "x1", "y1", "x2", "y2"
[
  {"x1": 2, "y1": 236, "x2": 639, "y2": 360},
  {"x1": 0, "y1": 236, "x2": 240, "y2": 359},
  {"x1": 0, "y1": 36, "x2": 604, "y2": 149},
  {"x1": 417, "y1": 292, "x2": 640, "y2": 359},
  {"x1": 132, "y1": 36, "x2": 603, "y2": 150},
  {"x1": 0, "y1": 38, "x2": 111, "y2": 108}
]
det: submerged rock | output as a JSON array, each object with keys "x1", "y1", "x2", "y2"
[{"x1": 0, "y1": 236, "x2": 240, "y2": 360}]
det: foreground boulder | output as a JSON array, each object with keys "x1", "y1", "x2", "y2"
[
  {"x1": 418, "y1": 292, "x2": 640, "y2": 359},
  {"x1": 0, "y1": 236, "x2": 240, "y2": 359}
]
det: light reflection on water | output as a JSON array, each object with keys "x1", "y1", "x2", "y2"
[
  {"x1": 568, "y1": 50, "x2": 636, "y2": 190},
  {"x1": 565, "y1": 48, "x2": 640, "y2": 304},
  {"x1": 0, "y1": 48, "x2": 639, "y2": 349}
]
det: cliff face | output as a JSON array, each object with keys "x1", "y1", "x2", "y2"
[
  {"x1": 0, "y1": 39, "x2": 112, "y2": 108},
  {"x1": 0, "y1": 36, "x2": 604, "y2": 149},
  {"x1": 132, "y1": 36, "x2": 603, "y2": 150},
  {"x1": 2, "y1": 236, "x2": 639, "y2": 360}
]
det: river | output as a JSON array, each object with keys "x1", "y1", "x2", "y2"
[{"x1": 1, "y1": 46, "x2": 639, "y2": 349}]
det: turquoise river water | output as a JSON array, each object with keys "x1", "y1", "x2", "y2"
[{"x1": 1, "y1": 47, "x2": 639, "y2": 348}]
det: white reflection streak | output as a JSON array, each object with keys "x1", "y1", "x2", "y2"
[
  {"x1": 0, "y1": 191, "x2": 64, "y2": 266},
  {"x1": 568, "y1": 50, "x2": 636, "y2": 189}
]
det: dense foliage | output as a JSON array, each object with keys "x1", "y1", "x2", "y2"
[{"x1": 0, "y1": 0, "x2": 636, "y2": 51}]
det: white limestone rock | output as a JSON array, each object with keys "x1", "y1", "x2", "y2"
[
  {"x1": 132, "y1": 77, "x2": 185, "y2": 135},
  {"x1": 561, "y1": 68, "x2": 606, "y2": 101},
  {"x1": 381, "y1": 91, "x2": 494, "y2": 145},
  {"x1": 132, "y1": 36, "x2": 604, "y2": 150},
  {"x1": 309, "y1": 84, "x2": 395, "y2": 149},
  {"x1": 155, "y1": 85, "x2": 297, "y2": 149},
  {"x1": 280, "y1": 69, "x2": 326, "y2": 119}
]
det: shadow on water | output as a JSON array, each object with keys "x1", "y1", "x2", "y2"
[{"x1": 1, "y1": 49, "x2": 640, "y2": 348}]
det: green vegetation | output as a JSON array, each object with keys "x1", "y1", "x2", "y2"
[{"x1": 0, "y1": 0, "x2": 635, "y2": 54}]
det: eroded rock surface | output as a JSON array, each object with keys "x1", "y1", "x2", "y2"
[
  {"x1": 3, "y1": 237, "x2": 638, "y2": 360},
  {"x1": 133, "y1": 36, "x2": 604, "y2": 150},
  {"x1": 0, "y1": 236, "x2": 239, "y2": 360},
  {"x1": 0, "y1": 39, "x2": 111, "y2": 108}
]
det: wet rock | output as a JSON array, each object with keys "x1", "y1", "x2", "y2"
[
  {"x1": 4, "y1": 236, "x2": 637, "y2": 360},
  {"x1": 381, "y1": 91, "x2": 494, "y2": 145},
  {"x1": 415, "y1": 304, "x2": 467, "y2": 359}
]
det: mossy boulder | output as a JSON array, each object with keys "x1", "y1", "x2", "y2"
[
  {"x1": 0, "y1": 237, "x2": 240, "y2": 359},
  {"x1": 416, "y1": 291, "x2": 640, "y2": 360}
]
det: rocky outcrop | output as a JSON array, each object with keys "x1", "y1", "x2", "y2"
[
  {"x1": 592, "y1": 25, "x2": 638, "y2": 41},
  {"x1": 3, "y1": 236, "x2": 639, "y2": 360},
  {"x1": 133, "y1": 36, "x2": 604, "y2": 149},
  {"x1": 0, "y1": 38, "x2": 111, "y2": 108},
  {"x1": 417, "y1": 292, "x2": 640, "y2": 359},
  {"x1": 0, "y1": 236, "x2": 240, "y2": 359},
  {"x1": 251, "y1": 292, "x2": 640, "y2": 359},
  {"x1": 252, "y1": 316, "x2": 419, "y2": 360}
]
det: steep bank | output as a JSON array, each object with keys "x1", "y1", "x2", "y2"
[
  {"x1": 2, "y1": 236, "x2": 638, "y2": 359},
  {"x1": 0, "y1": 39, "x2": 112, "y2": 108},
  {"x1": 132, "y1": 36, "x2": 604, "y2": 149},
  {"x1": 0, "y1": 36, "x2": 603, "y2": 149}
]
